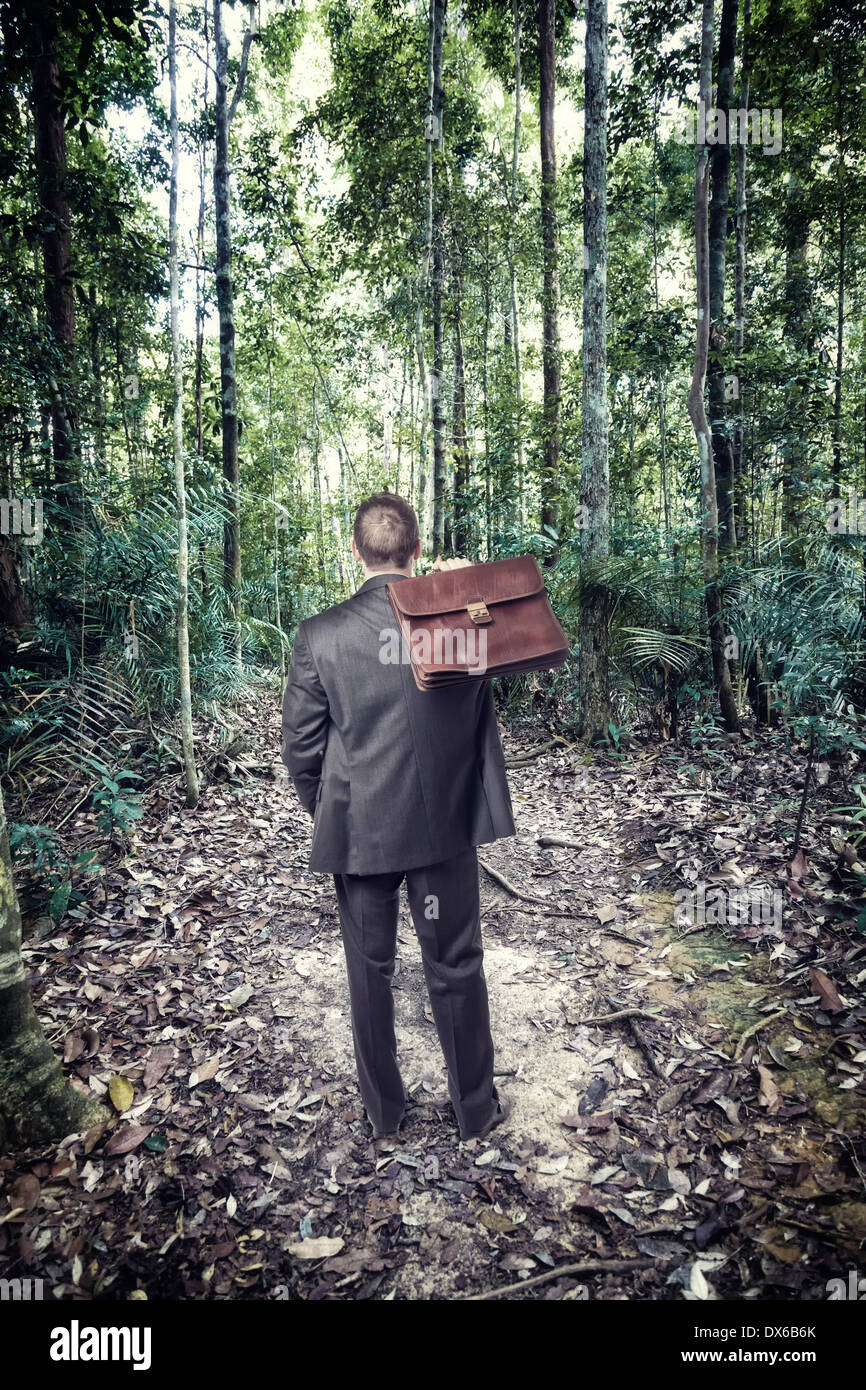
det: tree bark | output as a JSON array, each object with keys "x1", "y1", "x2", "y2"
[
  {"x1": 539, "y1": 0, "x2": 560, "y2": 561},
  {"x1": 510, "y1": 0, "x2": 525, "y2": 527},
  {"x1": 430, "y1": 0, "x2": 447, "y2": 554},
  {"x1": 452, "y1": 272, "x2": 469, "y2": 552},
  {"x1": 213, "y1": 0, "x2": 255, "y2": 665},
  {"x1": 687, "y1": 0, "x2": 740, "y2": 735},
  {"x1": 170, "y1": 0, "x2": 199, "y2": 809},
  {"x1": 832, "y1": 79, "x2": 845, "y2": 499},
  {"x1": 781, "y1": 159, "x2": 810, "y2": 535},
  {"x1": 731, "y1": 0, "x2": 751, "y2": 551},
  {"x1": 32, "y1": 3, "x2": 76, "y2": 502},
  {"x1": 707, "y1": 0, "x2": 737, "y2": 553},
  {"x1": 577, "y1": 0, "x2": 611, "y2": 744},
  {"x1": 0, "y1": 784, "x2": 107, "y2": 1149}
]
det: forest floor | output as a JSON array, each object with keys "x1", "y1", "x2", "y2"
[{"x1": 2, "y1": 695, "x2": 866, "y2": 1302}]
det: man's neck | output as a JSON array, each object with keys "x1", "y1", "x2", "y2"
[{"x1": 363, "y1": 566, "x2": 414, "y2": 580}]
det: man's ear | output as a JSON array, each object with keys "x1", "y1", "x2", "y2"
[
  {"x1": 351, "y1": 537, "x2": 361, "y2": 562},
  {"x1": 414, "y1": 537, "x2": 422, "y2": 559}
]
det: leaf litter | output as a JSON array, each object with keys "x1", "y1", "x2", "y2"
[{"x1": 1, "y1": 703, "x2": 864, "y2": 1300}]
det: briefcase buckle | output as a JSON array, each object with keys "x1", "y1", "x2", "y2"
[{"x1": 466, "y1": 601, "x2": 491, "y2": 624}]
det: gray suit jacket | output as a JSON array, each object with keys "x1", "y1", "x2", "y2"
[{"x1": 281, "y1": 572, "x2": 516, "y2": 875}]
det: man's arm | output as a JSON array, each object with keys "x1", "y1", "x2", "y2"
[{"x1": 281, "y1": 621, "x2": 330, "y2": 815}]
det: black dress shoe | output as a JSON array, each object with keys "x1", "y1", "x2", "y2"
[{"x1": 460, "y1": 1096, "x2": 511, "y2": 1143}]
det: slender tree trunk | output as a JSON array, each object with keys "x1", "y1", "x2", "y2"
[
  {"x1": 652, "y1": 95, "x2": 671, "y2": 542},
  {"x1": 311, "y1": 385, "x2": 326, "y2": 594},
  {"x1": 0, "y1": 784, "x2": 107, "y2": 1149},
  {"x1": 415, "y1": 0, "x2": 440, "y2": 550},
  {"x1": 430, "y1": 0, "x2": 447, "y2": 554},
  {"x1": 213, "y1": 0, "x2": 255, "y2": 666},
  {"x1": 382, "y1": 340, "x2": 393, "y2": 487},
  {"x1": 687, "y1": 0, "x2": 740, "y2": 735},
  {"x1": 732, "y1": 0, "x2": 751, "y2": 551},
  {"x1": 539, "y1": 0, "x2": 560, "y2": 561},
  {"x1": 394, "y1": 351, "x2": 407, "y2": 494},
  {"x1": 577, "y1": 0, "x2": 611, "y2": 745},
  {"x1": 452, "y1": 272, "x2": 469, "y2": 552},
  {"x1": 833, "y1": 86, "x2": 846, "y2": 499},
  {"x1": 169, "y1": 0, "x2": 199, "y2": 809},
  {"x1": 707, "y1": 0, "x2": 738, "y2": 553},
  {"x1": 88, "y1": 284, "x2": 106, "y2": 463},
  {"x1": 781, "y1": 161, "x2": 810, "y2": 535},
  {"x1": 32, "y1": 4, "x2": 77, "y2": 503},
  {"x1": 510, "y1": 0, "x2": 525, "y2": 526},
  {"x1": 482, "y1": 231, "x2": 492, "y2": 557},
  {"x1": 194, "y1": 2, "x2": 209, "y2": 466}
]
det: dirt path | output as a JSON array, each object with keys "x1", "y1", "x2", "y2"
[{"x1": 2, "y1": 699, "x2": 865, "y2": 1301}]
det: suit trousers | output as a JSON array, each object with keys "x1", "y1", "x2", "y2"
[{"x1": 332, "y1": 846, "x2": 499, "y2": 1140}]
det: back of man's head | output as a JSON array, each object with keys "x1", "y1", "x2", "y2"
[{"x1": 353, "y1": 493, "x2": 419, "y2": 569}]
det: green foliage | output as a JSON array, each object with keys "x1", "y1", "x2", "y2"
[{"x1": 92, "y1": 771, "x2": 143, "y2": 836}]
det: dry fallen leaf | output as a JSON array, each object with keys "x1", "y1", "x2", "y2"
[
  {"x1": 10, "y1": 1174, "x2": 40, "y2": 1213},
  {"x1": 109, "y1": 1074, "x2": 134, "y2": 1113},
  {"x1": 143, "y1": 1045, "x2": 175, "y2": 1091},
  {"x1": 286, "y1": 1237, "x2": 344, "y2": 1259},
  {"x1": 756, "y1": 1064, "x2": 781, "y2": 1114},
  {"x1": 809, "y1": 967, "x2": 844, "y2": 1014},
  {"x1": 789, "y1": 849, "x2": 809, "y2": 882},
  {"x1": 189, "y1": 1058, "x2": 220, "y2": 1088},
  {"x1": 104, "y1": 1125, "x2": 152, "y2": 1157}
]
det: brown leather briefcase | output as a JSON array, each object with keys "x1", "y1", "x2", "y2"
[{"x1": 385, "y1": 554, "x2": 569, "y2": 690}]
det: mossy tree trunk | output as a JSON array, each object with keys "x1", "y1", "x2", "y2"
[{"x1": 0, "y1": 785, "x2": 107, "y2": 1149}]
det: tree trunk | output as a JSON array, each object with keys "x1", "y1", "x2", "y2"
[
  {"x1": 452, "y1": 273, "x2": 469, "y2": 552},
  {"x1": 415, "y1": 0, "x2": 443, "y2": 551},
  {"x1": 707, "y1": 0, "x2": 737, "y2": 553},
  {"x1": 510, "y1": 0, "x2": 525, "y2": 527},
  {"x1": 170, "y1": 0, "x2": 199, "y2": 809},
  {"x1": 731, "y1": 0, "x2": 751, "y2": 552},
  {"x1": 430, "y1": 0, "x2": 447, "y2": 554},
  {"x1": 0, "y1": 784, "x2": 107, "y2": 1149},
  {"x1": 687, "y1": 0, "x2": 740, "y2": 735},
  {"x1": 651, "y1": 95, "x2": 671, "y2": 542},
  {"x1": 213, "y1": 0, "x2": 255, "y2": 665},
  {"x1": 32, "y1": 3, "x2": 76, "y2": 502},
  {"x1": 538, "y1": 0, "x2": 560, "y2": 561},
  {"x1": 194, "y1": 1, "x2": 209, "y2": 466},
  {"x1": 781, "y1": 160, "x2": 810, "y2": 536},
  {"x1": 577, "y1": 0, "x2": 611, "y2": 745},
  {"x1": 832, "y1": 83, "x2": 845, "y2": 499}
]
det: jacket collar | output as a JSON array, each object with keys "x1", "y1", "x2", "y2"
[{"x1": 356, "y1": 572, "x2": 410, "y2": 593}]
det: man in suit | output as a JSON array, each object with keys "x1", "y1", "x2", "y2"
[{"x1": 281, "y1": 492, "x2": 516, "y2": 1142}]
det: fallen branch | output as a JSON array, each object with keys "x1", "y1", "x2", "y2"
[
  {"x1": 505, "y1": 736, "x2": 579, "y2": 768},
  {"x1": 604, "y1": 996, "x2": 666, "y2": 1079},
  {"x1": 478, "y1": 857, "x2": 552, "y2": 906},
  {"x1": 537, "y1": 835, "x2": 583, "y2": 850},
  {"x1": 627, "y1": 1016, "x2": 666, "y2": 1080},
  {"x1": 731, "y1": 1009, "x2": 787, "y2": 1062},
  {"x1": 580, "y1": 1007, "x2": 658, "y2": 1026},
  {"x1": 459, "y1": 1256, "x2": 655, "y2": 1301}
]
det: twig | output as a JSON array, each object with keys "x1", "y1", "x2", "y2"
[
  {"x1": 580, "y1": 1008, "x2": 658, "y2": 1026},
  {"x1": 537, "y1": 835, "x2": 583, "y2": 850},
  {"x1": 791, "y1": 727, "x2": 816, "y2": 861},
  {"x1": 604, "y1": 996, "x2": 666, "y2": 1079},
  {"x1": 478, "y1": 857, "x2": 553, "y2": 906},
  {"x1": 459, "y1": 1257, "x2": 655, "y2": 1301},
  {"x1": 731, "y1": 1009, "x2": 787, "y2": 1062},
  {"x1": 505, "y1": 736, "x2": 579, "y2": 768},
  {"x1": 627, "y1": 1016, "x2": 666, "y2": 1080},
  {"x1": 489, "y1": 905, "x2": 586, "y2": 920}
]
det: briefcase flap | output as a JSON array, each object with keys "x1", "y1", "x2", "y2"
[{"x1": 387, "y1": 555, "x2": 543, "y2": 618}]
